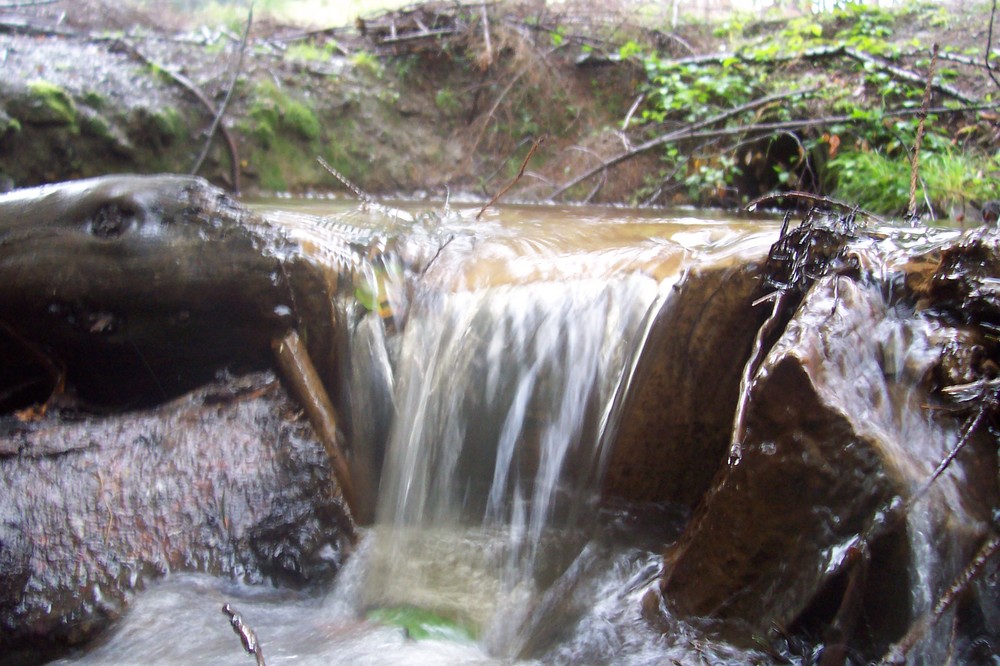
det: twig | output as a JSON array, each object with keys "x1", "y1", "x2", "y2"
[
  {"x1": 550, "y1": 88, "x2": 818, "y2": 200},
  {"x1": 477, "y1": 3, "x2": 493, "y2": 69},
  {"x1": 989, "y1": 0, "x2": 1000, "y2": 92},
  {"x1": 476, "y1": 135, "x2": 545, "y2": 219},
  {"x1": 222, "y1": 603, "x2": 266, "y2": 666},
  {"x1": 0, "y1": 0, "x2": 60, "y2": 6},
  {"x1": 748, "y1": 191, "x2": 886, "y2": 222},
  {"x1": 316, "y1": 156, "x2": 373, "y2": 203},
  {"x1": 552, "y1": 97, "x2": 998, "y2": 202},
  {"x1": 116, "y1": 40, "x2": 242, "y2": 193},
  {"x1": 666, "y1": 45, "x2": 977, "y2": 105},
  {"x1": 908, "y1": 43, "x2": 938, "y2": 219},
  {"x1": 880, "y1": 532, "x2": 1000, "y2": 664},
  {"x1": 190, "y1": 5, "x2": 253, "y2": 192}
]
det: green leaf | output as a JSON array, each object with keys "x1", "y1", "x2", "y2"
[{"x1": 367, "y1": 607, "x2": 477, "y2": 642}]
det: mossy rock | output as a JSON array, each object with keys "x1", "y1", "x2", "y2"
[
  {"x1": 10, "y1": 80, "x2": 77, "y2": 127},
  {"x1": 126, "y1": 106, "x2": 186, "y2": 152},
  {"x1": 244, "y1": 81, "x2": 321, "y2": 147}
]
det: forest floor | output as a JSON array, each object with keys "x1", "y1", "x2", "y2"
[{"x1": 0, "y1": 0, "x2": 996, "y2": 217}]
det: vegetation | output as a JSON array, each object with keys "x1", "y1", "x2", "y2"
[{"x1": 614, "y1": 2, "x2": 997, "y2": 218}]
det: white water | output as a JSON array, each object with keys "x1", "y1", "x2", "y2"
[{"x1": 56, "y1": 202, "x2": 782, "y2": 665}]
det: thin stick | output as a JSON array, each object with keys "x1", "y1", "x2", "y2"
[
  {"x1": 118, "y1": 41, "x2": 242, "y2": 193},
  {"x1": 880, "y1": 533, "x2": 1000, "y2": 664},
  {"x1": 476, "y1": 135, "x2": 545, "y2": 219},
  {"x1": 191, "y1": 5, "x2": 253, "y2": 192},
  {"x1": 908, "y1": 43, "x2": 938, "y2": 218},
  {"x1": 550, "y1": 88, "x2": 817, "y2": 200},
  {"x1": 0, "y1": 0, "x2": 60, "y2": 6},
  {"x1": 317, "y1": 156, "x2": 373, "y2": 203},
  {"x1": 272, "y1": 329, "x2": 366, "y2": 530},
  {"x1": 747, "y1": 191, "x2": 886, "y2": 224},
  {"x1": 478, "y1": 3, "x2": 493, "y2": 69},
  {"x1": 222, "y1": 603, "x2": 266, "y2": 666},
  {"x1": 988, "y1": 0, "x2": 1000, "y2": 92}
]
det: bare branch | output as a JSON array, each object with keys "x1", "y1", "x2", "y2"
[
  {"x1": 191, "y1": 5, "x2": 253, "y2": 193},
  {"x1": 550, "y1": 87, "x2": 818, "y2": 200},
  {"x1": 908, "y1": 43, "x2": 938, "y2": 219},
  {"x1": 988, "y1": 0, "x2": 1000, "y2": 92},
  {"x1": 476, "y1": 135, "x2": 545, "y2": 219},
  {"x1": 117, "y1": 40, "x2": 242, "y2": 193}
]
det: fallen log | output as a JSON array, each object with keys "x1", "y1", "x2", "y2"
[
  {"x1": 0, "y1": 175, "x2": 369, "y2": 661},
  {"x1": 0, "y1": 370, "x2": 354, "y2": 663}
]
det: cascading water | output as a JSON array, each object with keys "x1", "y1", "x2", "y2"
[
  {"x1": 341, "y1": 209, "x2": 720, "y2": 658},
  {"x1": 48, "y1": 199, "x2": 998, "y2": 665}
]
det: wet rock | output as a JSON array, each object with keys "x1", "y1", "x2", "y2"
[
  {"x1": 659, "y1": 272, "x2": 999, "y2": 658},
  {"x1": 603, "y1": 261, "x2": 769, "y2": 507},
  {"x1": 0, "y1": 370, "x2": 354, "y2": 663}
]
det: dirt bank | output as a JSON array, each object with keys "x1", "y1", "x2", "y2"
[{"x1": 0, "y1": 0, "x2": 995, "y2": 211}]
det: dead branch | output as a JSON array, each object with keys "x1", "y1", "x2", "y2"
[
  {"x1": 667, "y1": 44, "x2": 977, "y2": 105},
  {"x1": 272, "y1": 329, "x2": 365, "y2": 529},
  {"x1": 553, "y1": 96, "x2": 999, "y2": 203},
  {"x1": 550, "y1": 88, "x2": 817, "y2": 200},
  {"x1": 908, "y1": 43, "x2": 938, "y2": 219},
  {"x1": 476, "y1": 135, "x2": 545, "y2": 219},
  {"x1": 115, "y1": 40, "x2": 241, "y2": 193},
  {"x1": 988, "y1": 0, "x2": 1000, "y2": 92},
  {"x1": 190, "y1": 6, "x2": 252, "y2": 192},
  {"x1": 477, "y1": 3, "x2": 493, "y2": 70},
  {"x1": 317, "y1": 157, "x2": 374, "y2": 203},
  {"x1": 0, "y1": 0, "x2": 60, "y2": 7},
  {"x1": 747, "y1": 191, "x2": 885, "y2": 223}
]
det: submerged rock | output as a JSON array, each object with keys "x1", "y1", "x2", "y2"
[{"x1": 0, "y1": 370, "x2": 354, "y2": 663}]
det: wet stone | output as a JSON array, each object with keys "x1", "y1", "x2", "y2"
[{"x1": 0, "y1": 371, "x2": 353, "y2": 662}]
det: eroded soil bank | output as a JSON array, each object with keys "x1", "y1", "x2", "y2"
[{"x1": 0, "y1": 0, "x2": 995, "y2": 213}]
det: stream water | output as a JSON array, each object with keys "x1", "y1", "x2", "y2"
[
  {"x1": 50, "y1": 199, "x2": 779, "y2": 665},
  {"x1": 51, "y1": 199, "x2": 991, "y2": 664}
]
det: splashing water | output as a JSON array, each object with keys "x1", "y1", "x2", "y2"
[{"x1": 56, "y1": 201, "x2": 786, "y2": 665}]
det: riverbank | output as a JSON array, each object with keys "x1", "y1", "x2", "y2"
[{"x1": 0, "y1": 0, "x2": 996, "y2": 216}]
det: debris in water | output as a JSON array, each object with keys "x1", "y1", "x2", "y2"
[{"x1": 222, "y1": 602, "x2": 267, "y2": 666}]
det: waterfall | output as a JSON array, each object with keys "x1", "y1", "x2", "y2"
[{"x1": 336, "y1": 211, "x2": 747, "y2": 656}]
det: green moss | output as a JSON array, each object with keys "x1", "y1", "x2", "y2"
[
  {"x1": 244, "y1": 81, "x2": 322, "y2": 146},
  {"x1": 286, "y1": 40, "x2": 338, "y2": 62},
  {"x1": 26, "y1": 79, "x2": 77, "y2": 126},
  {"x1": 283, "y1": 100, "x2": 321, "y2": 141},
  {"x1": 150, "y1": 106, "x2": 185, "y2": 142},
  {"x1": 366, "y1": 606, "x2": 476, "y2": 642},
  {"x1": 0, "y1": 111, "x2": 21, "y2": 136},
  {"x1": 80, "y1": 90, "x2": 107, "y2": 110},
  {"x1": 79, "y1": 111, "x2": 113, "y2": 141}
]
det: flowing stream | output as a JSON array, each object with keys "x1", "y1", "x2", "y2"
[{"x1": 52, "y1": 199, "x2": 995, "y2": 664}]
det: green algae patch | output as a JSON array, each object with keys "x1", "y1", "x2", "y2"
[
  {"x1": 366, "y1": 606, "x2": 477, "y2": 642},
  {"x1": 24, "y1": 80, "x2": 77, "y2": 127}
]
